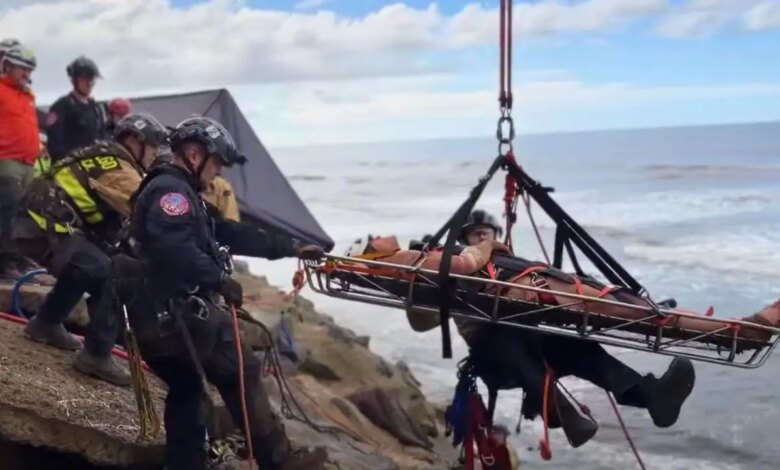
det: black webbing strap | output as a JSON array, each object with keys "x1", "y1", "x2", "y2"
[{"x1": 428, "y1": 156, "x2": 505, "y2": 358}]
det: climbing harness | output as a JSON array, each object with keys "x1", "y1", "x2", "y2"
[{"x1": 445, "y1": 359, "x2": 512, "y2": 470}]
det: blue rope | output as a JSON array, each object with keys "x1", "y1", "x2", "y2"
[{"x1": 12, "y1": 268, "x2": 48, "y2": 318}]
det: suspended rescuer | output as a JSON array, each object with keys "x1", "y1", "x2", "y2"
[
  {"x1": 14, "y1": 113, "x2": 170, "y2": 386},
  {"x1": 0, "y1": 43, "x2": 41, "y2": 279},
  {"x1": 127, "y1": 116, "x2": 327, "y2": 470},
  {"x1": 46, "y1": 56, "x2": 105, "y2": 162},
  {"x1": 419, "y1": 210, "x2": 696, "y2": 448}
]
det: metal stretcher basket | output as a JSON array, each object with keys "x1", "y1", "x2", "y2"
[{"x1": 305, "y1": 254, "x2": 780, "y2": 369}]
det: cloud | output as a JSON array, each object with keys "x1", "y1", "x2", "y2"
[
  {"x1": 294, "y1": 0, "x2": 326, "y2": 11},
  {"x1": 1, "y1": 0, "x2": 680, "y2": 97},
  {"x1": 743, "y1": 1, "x2": 780, "y2": 31},
  {"x1": 448, "y1": 0, "x2": 668, "y2": 46},
  {"x1": 243, "y1": 75, "x2": 780, "y2": 145},
  {"x1": 656, "y1": 0, "x2": 780, "y2": 37}
]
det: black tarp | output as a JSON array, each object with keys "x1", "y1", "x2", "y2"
[{"x1": 39, "y1": 89, "x2": 333, "y2": 250}]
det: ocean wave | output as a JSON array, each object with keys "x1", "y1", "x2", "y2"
[
  {"x1": 288, "y1": 174, "x2": 327, "y2": 181},
  {"x1": 553, "y1": 187, "x2": 776, "y2": 229},
  {"x1": 623, "y1": 229, "x2": 780, "y2": 278},
  {"x1": 643, "y1": 164, "x2": 780, "y2": 181}
]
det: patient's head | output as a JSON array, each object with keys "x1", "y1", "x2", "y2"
[
  {"x1": 461, "y1": 209, "x2": 503, "y2": 246},
  {"x1": 344, "y1": 235, "x2": 402, "y2": 257}
]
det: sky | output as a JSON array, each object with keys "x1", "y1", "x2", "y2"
[{"x1": 2, "y1": 0, "x2": 780, "y2": 146}]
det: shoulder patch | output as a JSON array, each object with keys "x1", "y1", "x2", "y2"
[{"x1": 159, "y1": 192, "x2": 191, "y2": 216}]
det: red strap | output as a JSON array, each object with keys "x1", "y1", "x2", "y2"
[{"x1": 486, "y1": 262, "x2": 498, "y2": 280}]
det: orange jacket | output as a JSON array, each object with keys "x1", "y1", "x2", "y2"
[{"x1": 0, "y1": 76, "x2": 40, "y2": 165}]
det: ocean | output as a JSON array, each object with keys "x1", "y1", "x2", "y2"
[{"x1": 247, "y1": 121, "x2": 780, "y2": 469}]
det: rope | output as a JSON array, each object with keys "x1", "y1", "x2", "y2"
[
  {"x1": 539, "y1": 365, "x2": 553, "y2": 460},
  {"x1": 230, "y1": 304, "x2": 256, "y2": 470},
  {"x1": 12, "y1": 268, "x2": 48, "y2": 318},
  {"x1": 122, "y1": 304, "x2": 160, "y2": 441},
  {"x1": 606, "y1": 391, "x2": 646, "y2": 470}
]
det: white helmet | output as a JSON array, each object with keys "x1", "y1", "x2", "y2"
[
  {"x1": 0, "y1": 38, "x2": 20, "y2": 54},
  {"x1": 2, "y1": 44, "x2": 36, "y2": 70},
  {"x1": 344, "y1": 236, "x2": 370, "y2": 258}
]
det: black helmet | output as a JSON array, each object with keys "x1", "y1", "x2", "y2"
[
  {"x1": 460, "y1": 209, "x2": 503, "y2": 241},
  {"x1": 169, "y1": 116, "x2": 246, "y2": 167},
  {"x1": 114, "y1": 113, "x2": 169, "y2": 146},
  {"x1": 67, "y1": 55, "x2": 101, "y2": 79}
]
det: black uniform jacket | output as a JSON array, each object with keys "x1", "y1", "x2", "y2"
[{"x1": 130, "y1": 163, "x2": 297, "y2": 299}]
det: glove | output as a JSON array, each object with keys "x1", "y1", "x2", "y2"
[
  {"x1": 295, "y1": 244, "x2": 325, "y2": 261},
  {"x1": 219, "y1": 276, "x2": 243, "y2": 308}
]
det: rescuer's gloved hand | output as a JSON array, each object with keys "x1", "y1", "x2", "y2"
[
  {"x1": 219, "y1": 276, "x2": 243, "y2": 308},
  {"x1": 295, "y1": 243, "x2": 325, "y2": 261}
]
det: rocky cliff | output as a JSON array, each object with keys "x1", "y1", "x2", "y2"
[{"x1": 0, "y1": 262, "x2": 461, "y2": 469}]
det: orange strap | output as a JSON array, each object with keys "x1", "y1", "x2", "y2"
[{"x1": 486, "y1": 262, "x2": 498, "y2": 280}]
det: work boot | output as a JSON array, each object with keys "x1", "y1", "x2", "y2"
[
  {"x1": 24, "y1": 316, "x2": 82, "y2": 351},
  {"x1": 646, "y1": 357, "x2": 695, "y2": 428},
  {"x1": 548, "y1": 386, "x2": 598, "y2": 448},
  {"x1": 73, "y1": 349, "x2": 132, "y2": 387},
  {"x1": 277, "y1": 447, "x2": 328, "y2": 470}
]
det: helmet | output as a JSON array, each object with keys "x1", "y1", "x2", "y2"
[
  {"x1": 108, "y1": 97, "x2": 132, "y2": 118},
  {"x1": 0, "y1": 38, "x2": 20, "y2": 54},
  {"x1": 113, "y1": 113, "x2": 169, "y2": 147},
  {"x1": 66, "y1": 55, "x2": 101, "y2": 79},
  {"x1": 2, "y1": 44, "x2": 36, "y2": 70},
  {"x1": 169, "y1": 116, "x2": 246, "y2": 166},
  {"x1": 460, "y1": 209, "x2": 503, "y2": 241}
]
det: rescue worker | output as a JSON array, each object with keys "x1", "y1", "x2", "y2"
[
  {"x1": 0, "y1": 38, "x2": 20, "y2": 69},
  {"x1": 0, "y1": 43, "x2": 40, "y2": 279},
  {"x1": 451, "y1": 210, "x2": 696, "y2": 447},
  {"x1": 128, "y1": 116, "x2": 328, "y2": 470},
  {"x1": 203, "y1": 175, "x2": 240, "y2": 222},
  {"x1": 46, "y1": 56, "x2": 105, "y2": 162},
  {"x1": 15, "y1": 113, "x2": 170, "y2": 386},
  {"x1": 104, "y1": 97, "x2": 132, "y2": 138}
]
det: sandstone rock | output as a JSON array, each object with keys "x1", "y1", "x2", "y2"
[
  {"x1": 0, "y1": 268, "x2": 463, "y2": 469},
  {"x1": 0, "y1": 317, "x2": 166, "y2": 468}
]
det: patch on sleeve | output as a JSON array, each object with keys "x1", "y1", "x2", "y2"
[{"x1": 159, "y1": 192, "x2": 191, "y2": 216}]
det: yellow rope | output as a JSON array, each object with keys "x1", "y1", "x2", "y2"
[{"x1": 123, "y1": 304, "x2": 161, "y2": 441}]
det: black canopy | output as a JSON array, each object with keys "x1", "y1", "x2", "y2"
[{"x1": 41, "y1": 89, "x2": 333, "y2": 250}]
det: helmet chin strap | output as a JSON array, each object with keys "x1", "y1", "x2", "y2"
[{"x1": 180, "y1": 152, "x2": 211, "y2": 191}]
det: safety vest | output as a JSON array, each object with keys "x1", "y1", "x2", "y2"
[{"x1": 26, "y1": 141, "x2": 134, "y2": 236}]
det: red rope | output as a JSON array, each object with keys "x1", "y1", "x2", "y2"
[
  {"x1": 231, "y1": 304, "x2": 256, "y2": 470},
  {"x1": 606, "y1": 391, "x2": 646, "y2": 470},
  {"x1": 539, "y1": 365, "x2": 553, "y2": 460}
]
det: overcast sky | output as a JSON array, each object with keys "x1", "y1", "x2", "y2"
[{"x1": 3, "y1": 0, "x2": 780, "y2": 146}]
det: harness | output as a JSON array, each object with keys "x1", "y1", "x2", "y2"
[
  {"x1": 445, "y1": 359, "x2": 512, "y2": 470},
  {"x1": 24, "y1": 141, "x2": 138, "y2": 255}
]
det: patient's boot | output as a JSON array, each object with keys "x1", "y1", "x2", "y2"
[
  {"x1": 645, "y1": 357, "x2": 695, "y2": 428},
  {"x1": 547, "y1": 386, "x2": 598, "y2": 448}
]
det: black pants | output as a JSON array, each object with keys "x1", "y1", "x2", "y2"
[
  {"x1": 108, "y1": 254, "x2": 290, "y2": 470},
  {"x1": 22, "y1": 232, "x2": 117, "y2": 356},
  {"x1": 470, "y1": 327, "x2": 648, "y2": 418}
]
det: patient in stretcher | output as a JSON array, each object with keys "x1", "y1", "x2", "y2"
[
  {"x1": 344, "y1": 210, "x2": 698, "y2": 448},
  {"x1": 344, "y1": 211, "x2": 780, "y2": 448}
]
